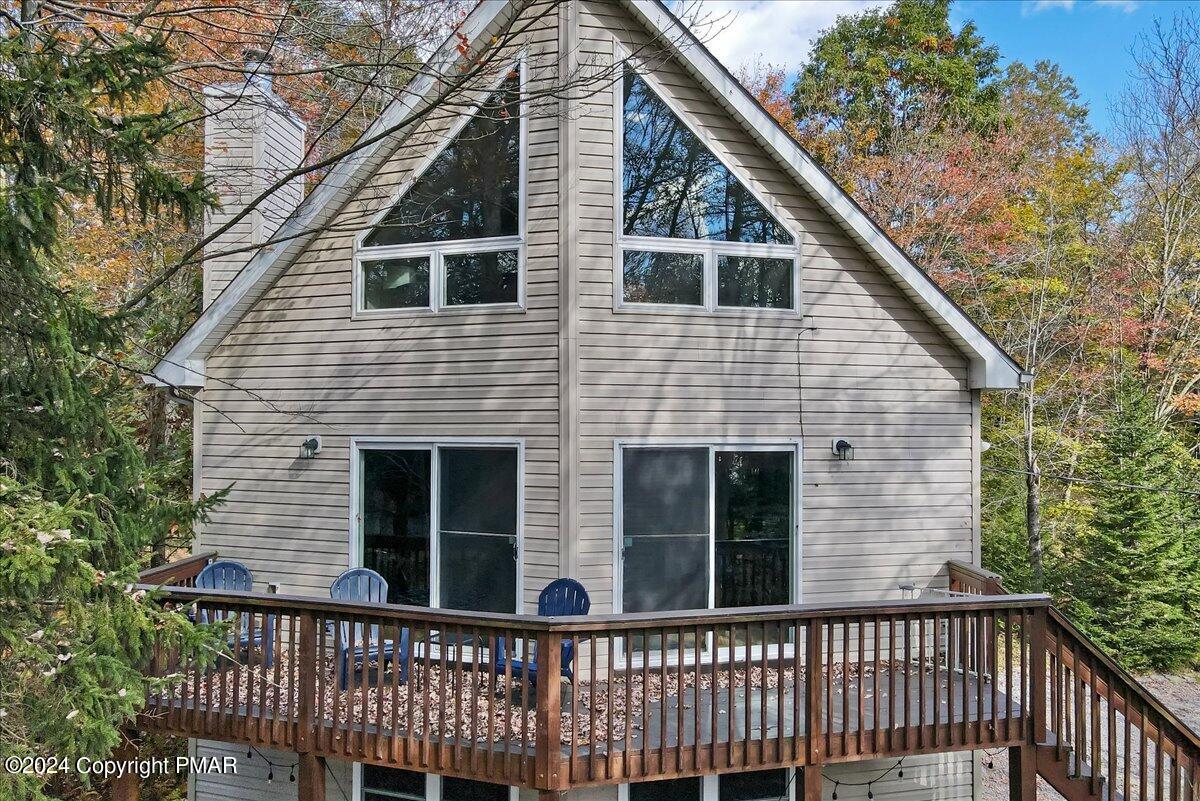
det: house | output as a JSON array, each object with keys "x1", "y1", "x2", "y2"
[{"x1": 138, "y1": 3, "x2": 1197, "y2": 801}]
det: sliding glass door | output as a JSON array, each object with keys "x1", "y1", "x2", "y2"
[
  {"x1": 359, "y1": 443, "x2": 519, "y2": 613},
  {"x1": 618, "y1": 443, "x2": 797, "y2": 616}
]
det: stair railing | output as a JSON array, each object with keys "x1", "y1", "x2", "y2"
[{"x1": 1042, "y1": 608, "x2": 1200, "y2": 801}]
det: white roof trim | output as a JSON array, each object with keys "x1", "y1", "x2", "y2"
[
  {"x1": 151, "y1": 0, "x2": 1025, "y2": 391},
  {"x1": 622, "y1": 0, "x2": 1025, "y2": 390}
]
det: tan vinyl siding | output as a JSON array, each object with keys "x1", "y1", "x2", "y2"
[
  {"x1": 571, "y1": 0, "x2": 976, "y2": 612},
  {"x1": 194, "y1": 1, "x2": 561, "y2": 607}
]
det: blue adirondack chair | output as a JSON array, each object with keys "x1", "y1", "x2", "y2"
[
  {"x1": 195, "y1": 560, "x2": 275, "y2": 669},
  {"x1": 494, "y1": 578, "x2": 590, "y2": 686},
  {"x1": 330, "y1": 568, "x2": 410, "y2": 690}
]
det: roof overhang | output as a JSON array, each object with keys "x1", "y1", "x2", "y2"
[{"x1": 149, "y1": 0, "x2": 1027, "y2": 391}]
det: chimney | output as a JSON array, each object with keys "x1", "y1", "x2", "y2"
[{"x1": 202, "y1": 50, "x2": 306, "y2": 308}]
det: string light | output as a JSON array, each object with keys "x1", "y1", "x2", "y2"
[
  {"x1": 823, "y1": 758, "x2": 907, "y2": 799},
  {"x1": 244, "y1": 745, "x2": 298, "y2": 786}
]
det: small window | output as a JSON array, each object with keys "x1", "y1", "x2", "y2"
[
  {"x1": 717, "y1": 255, "x2": 793, "y2": 309},
  {"x1": 357, "y1": 71, "x2": 523, "y2": 313},
  {"x1": 623, "y1": 250, "x2": 704, "y2": 306},
  {"x1": 630, "y1": 777, "x2": 703, "y2": 801},
  {"x1": 363, "y1": 766, "x2": 425, "y2": 801},
  {"x1": 719, "y1": 770, "x2": 790, "y2": 801},
  {"x1": 618, "y1": 68, "x2": 797, "y2": 313},
  {"x1": 363, "y1": 257, "x2": 431, "y2": 310}
]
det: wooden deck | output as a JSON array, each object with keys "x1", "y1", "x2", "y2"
[{"x1": 130, "y1": 558, "x2": 1200, "y2": 801}]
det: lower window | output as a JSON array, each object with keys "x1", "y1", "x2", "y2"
[
  {"x1": 359, "y1": 442, "x2": 520, "y2": 613},
  {"x1": 618, "y1": 444, "x2": 796, "y2": 615},
  {"x1": 626, "y1": 769, "x2": 792, "y2": 801},
  {"x1": 362, "y1": 767, "x2": 512, "y2": 801}
]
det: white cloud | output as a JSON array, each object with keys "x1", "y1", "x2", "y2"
[
  {"x1": 690, "y1": 0, "x2": 890, "y2": 73},
  {"x1": 1023, "y1": 0, "x2": 1139, "y2": 14}
]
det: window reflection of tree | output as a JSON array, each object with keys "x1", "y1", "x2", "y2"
[
  {"x1": 622, "y1": 71, "x2": 792, "y2": 245},
  {"x1": 364, "y1": 77, "x2": 521, "y2": 247}
]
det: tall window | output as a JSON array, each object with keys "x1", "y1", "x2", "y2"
[
  {"x1": 620, "y1": 69, "x2": 796, "y2": 311},
  {"x1": 357, "y1": 71, "x2": 523, "y2": 312},
  {"x1": 618, "y1": 444, "x2": 796, "y2": 615},
  {"x1": 359, "y1": 444, "x2": 519, "y2": 613}
]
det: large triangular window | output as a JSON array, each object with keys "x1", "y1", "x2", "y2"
[
  {"x1": 620, "y1": 69, "x2": 797, "y2": 311},
  {"x1": 357, "y1": 72, "x2": 522, "y2": 312}
]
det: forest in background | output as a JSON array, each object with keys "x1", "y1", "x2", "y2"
[
  {"x1": 0, "y1": 0, "x2": 1197, "y2": 797},
  {"x1": 741, "y1": 0, "x2": 1200, "y2": 672}
]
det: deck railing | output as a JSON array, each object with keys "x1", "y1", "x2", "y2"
[{"x1": 137, "y1": 585, "x2": 1048, "y2": 790}]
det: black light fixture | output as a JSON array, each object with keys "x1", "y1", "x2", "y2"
[
  {"x1": 298, "y1": 435, "x2": 321, "y2": 460},
  {"x1": 832, "y1": 438, "x2": 854, "y2": 461}
]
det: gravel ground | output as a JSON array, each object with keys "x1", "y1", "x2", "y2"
[{"x1": 980, "y1": 673, "x2": 1200, "y2": 801}]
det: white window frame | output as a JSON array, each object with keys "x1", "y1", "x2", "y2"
[
  {"x1": 352, "y1": 59, "x2": 527, "y2": 318},
  {"x1": 616, "y1": 769, "x2": 798, "y2": 801},
  {"x1": 612, "y1": 438, "x2": 803, "y2": 668},
  {"x1": 353, "y1": 764, "x2": 520, "y2": 801},
  {"x1": 614, "y1": 55, "x2": 802, "y2": 316},
  {"x1": 349, "y1": 436, "x2": 526, "y2": 615}
]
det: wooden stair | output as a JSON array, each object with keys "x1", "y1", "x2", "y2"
[{"x1": 1036, "y1": 737, "x2": 1116, "y2": 801}]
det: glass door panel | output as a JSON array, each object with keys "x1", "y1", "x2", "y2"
[
  {"x1": 714, "y1": 450, "x2": 792, "y2": 609},
  {"x1": 620, "y1": 447, "x2": 710, "y2": 614},
  {"x1": 438, "y1": 447, "x2": 518, "y2": 613},
  {"x1": 362, "y1": 449, "x2": 432, "y2": 605}
]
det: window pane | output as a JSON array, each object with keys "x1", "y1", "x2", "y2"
[
  {"x1": 363, "y1": 766, "x2": 425, "y2": 800},
  {"x1": 720, "y1": 770, "x2": 789, "y2": 801},
  {"x1": 622, "y1": 448, "x2": 709, "y2": 613},
  {"x1": 439, "y1": 448, "x2": 518, "y2": 613},
  {"x1": 364, "y1": 76, "x2": 520, "y2": 247},
  {"x1": 362, "y1": 450, "x2": 431, "y2": 605},
  {"x1": 715, "y1": 450, "x2": 792, "y2": 608},
  {"x1": 444, "y1": 249, "x2": 519, "y2": 305},
  {"x1": 717, "y1": 256, "x2": 793, "y2": 309},
  {"x1": 622, "y1": 71, "x2": 792, "y2": 245},
  {"x1": 623, "y1": 250, "x2": 703, "y2": 306},
  {"x1": 363, "y1": 257, "x2": 430, "y2": 310},
  {"x1": 442, "y1": 777, "x2": 509, "y2": 801},
  {"x1": 623, "y1": 448, "x2": 708, "y2": 536},
  {"x1": 630, "y1": 777, "x2": 703, "y2": 801}
]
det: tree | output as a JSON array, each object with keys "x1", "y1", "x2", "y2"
[
  {"x1": 0, "y1": 5, "x2": 217, "y2": 798},
  {"x1": 790, "y1": 0, "x2": 1002, "y2": 179},
  {"x1": 1059, "y1": 378, "x2": 1200, "y2": 671},
  {"x1": 1115, "y1": 11, "x2": 1200, "y2": 424}
]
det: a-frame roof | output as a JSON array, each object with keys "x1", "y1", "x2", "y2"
[{"x1": 150, "y1": 0, "x2": 1027, "y2": 390}]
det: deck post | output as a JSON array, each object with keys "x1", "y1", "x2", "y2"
[
  {"x1": 110, "y1": 731, "x2": 140, "y2": 801},
  {"x1": 1008, "y1": 744, "x2": 1037, "y2": 801},
  {"x1": 297, "y1": 753, "x2": 327, "y2": 801},
  {"x1": 535, "y1": 629, "x2": 563, "y2": 790},
  {"x1": 297, "y1": 612, "x2": 318, "y2": 753},
  {"x1": 1029, "y1": 607, "x2": 1048, "y2": 744},
  {"x1": 805, "y1": 621, "x2": 824, "y2": 765},
  {"x1": 802, "y1": 767, "x2": 823, "y2": 801}
]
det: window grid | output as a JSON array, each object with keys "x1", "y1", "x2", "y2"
[
  {"x1": 353, "y1": 61, "x2": 526, "y2": 317},
  {"x1": 615, "y1": 63, "x2": 802, "y2": 315}
]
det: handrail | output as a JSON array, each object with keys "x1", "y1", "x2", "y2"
[
  {"x1": 138, "y1": 551, "x2": 218, "y2": 587},
  {"x1": 947, "y1": 559, "x2": 1007, "y2": 595},
  {"x1": 1047, "y1": 606, "x2": 1200, "y2": 751},
  {"x1": 146, "y1": 582, "x2": 1052, "y2": 630}
]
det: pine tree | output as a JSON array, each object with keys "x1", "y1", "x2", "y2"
[
  {"x1": 0, "y1": 6, "x2": 216, "y2": 799},
  {"x1": 1061, "y1": 379, "x2": 1200, "y2": 671}
]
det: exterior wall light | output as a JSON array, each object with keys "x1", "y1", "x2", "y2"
[
  {"x1": 832, "y1": 438, "x2": 854, "y2": 461},
  {"x1": 299, "y1": 436, "x2": 321, "y2": 460}
]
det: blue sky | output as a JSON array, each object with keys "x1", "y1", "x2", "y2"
[{"x1": 698, "y1": 0, "x2": 1200, "y2": 135}]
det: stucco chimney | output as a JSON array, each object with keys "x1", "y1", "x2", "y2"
[{"x1": 202, "y1": 50, "x2": 306, "y2": 308}]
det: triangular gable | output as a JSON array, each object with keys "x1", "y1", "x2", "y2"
[{"x1": 151, "y1": 0, "x2": 1026, "y2": 390}]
